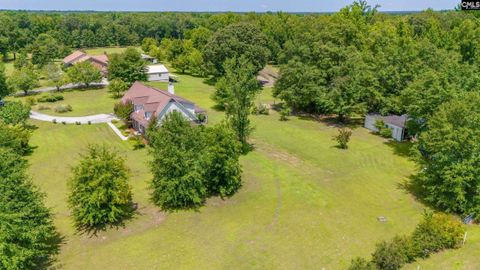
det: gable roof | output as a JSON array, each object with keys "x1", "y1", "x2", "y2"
[
  {"x1": 122, "y1": 82, "x2": 205, "y2": 126},
  {"x1": 147, "y1": 64, "x2": 168, "y2": 74},
  {"x1": 63, "y1": 50, "x2": 86, "y2": 64},
  {"x1": 367, "y1": 114, "x2": 408, "y2": 128}
]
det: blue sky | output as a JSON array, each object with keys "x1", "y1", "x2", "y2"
[{"x1": 1, "y1": 0, "x2": 459, "y2": 12}]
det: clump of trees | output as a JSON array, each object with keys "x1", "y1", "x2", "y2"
[
  {"x1": 68, "y1": 144, "x2": 133, "y2": 231},
  {"x1": 66, "y1": 61, "x2": 102, "y2": 88},
  {"x1": 148, "y1": 112, "x2": 242, "y2": 211},
  {"x1": 348, "y1": 212, "x2": 465, "y2": 270},
  {"x1": 108, "y1": 48, "x2": 147, "y2": 84},
  {"x1": 414, "y1": 93, "x2": 480, "y2": 220}
]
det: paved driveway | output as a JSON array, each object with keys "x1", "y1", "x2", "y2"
[{"x1": 30, "y1": 111, "x2": 118, "y2": 124}]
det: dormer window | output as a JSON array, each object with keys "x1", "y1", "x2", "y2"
[{"x1": 134, "y1": 104, "x2": 143, "y2": 112}]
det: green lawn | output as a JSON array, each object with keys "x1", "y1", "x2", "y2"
[
  {"x1": 23, "y1": 72, "x2": 478, "y2": 269},
  {"x1": 10, "y1": 87, "x2": 118, "y2": 116},
  {"x1": 85, "y1": 46, "x2": 140, "y2": 55}
]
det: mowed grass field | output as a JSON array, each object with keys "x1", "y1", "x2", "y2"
[
  {"x1": 25, "y1": 72, "x2": 479, "y2": 269},
  {"x1": 10, "y1": 87, "x2": 118, "y2": 116}
]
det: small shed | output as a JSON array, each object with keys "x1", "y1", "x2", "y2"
[
  {"x1": 141, "y1": 54, "x2": 158, "y2": 64},
  {"x1": 364, "y1": 114, "x2": 408, "y2": 141},
  {"x1": 146, "y1": 64, "x2": 169, "y2": 82}
]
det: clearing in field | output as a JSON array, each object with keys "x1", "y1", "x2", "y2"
[{"x1": 25, "y1": 73, "x2": 479, "y2": 269}]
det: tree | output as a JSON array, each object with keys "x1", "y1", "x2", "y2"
[
  {"x1": 108, "y1": 78, "x2": 129, "y2": 98},
  {"x1": 148, "y1": 111, "x2": 206, "y2": 211},
  {"x1": 68, "y1": 144, "x2": 133, "y2": 231},
  {"x1": 113, "y1": 100, "x2": 134, "y2": 126},
  {"x1": 141, "y1": 37, "x2": 158, "y2": 54},
  {"x1": 67, "y1": 61, "x2": 102, "y2": 88},
  {"x1": 334, "y1": 128, "x2": 352, "y2": 149},
  {"x1": 204, "y1": 22, "x2": 270, "y2": 76},
  {"x1": 0, "y1": 63, "x2": 9, "y2": 99},
  {"x1": 107, "y1": 48, "x2": 147, "y2": 84},
  {"x1": 7, "y1": 66, "x2": 39, "y2": 96},
  {"x1": 216, "y1": 57, "x2": 261, "y2": 152},
  {"x1": 202, "y1": 123, "x2": 242, "y2": 198},
  {"x1": 13, "y1": 50, "x2": 29, "y2": 70},
  {"x1": 30, "y1": 34, "x2": 59, "y2": 67},
  {"x1": 44, "y1": 63, "x2": 68, "y2": 91},
  {"x1": 0, "y1": 148, "x2": 59, "y2": 269},
  {"x1": 415, "y1": 93, "x2": 480, "y2": 220},
  {"x1": 0, "y1": 101, "x2": 30, "y2": 125},
  {"x1": 0, "y1": 122, "x2": 32, "y2": 155}
]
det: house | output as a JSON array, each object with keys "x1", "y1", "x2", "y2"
[
  {"x1": 364, "y1": 114, "x2": 408, "y2": 141},
  {"x1": 141, "y1": 53, "x2": 158, "y2": 64},
  {"x1": 146, "y1": 64, "x2": 169, "y2": 82},
  {"x1": 122, "y1": 82, "x2": 206, "y2": 134},
  {"x1": 62, "y1": 50, "x2": 109, "y2": 75}
]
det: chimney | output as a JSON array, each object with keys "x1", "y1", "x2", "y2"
[{"x1": 168, "y1": 83, "x2": 174, "y2": 95}]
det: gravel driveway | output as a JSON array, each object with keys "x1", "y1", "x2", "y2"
[{"x1": 30, "y1": 111, "x2": 118, "y2": 124}]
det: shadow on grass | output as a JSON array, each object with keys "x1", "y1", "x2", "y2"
[
  {"x1": 37, "y1": 230, "x2": 65, "y2": 269},
  {"x1": 74, "y1": 203, "x2": 138, "y2": 238},
  {"x1": 384, "y1": 140, "x2": 415, "y2": 160},
  {"x1": 397, "y1": 174, "x2": 438, "y2": 211}
]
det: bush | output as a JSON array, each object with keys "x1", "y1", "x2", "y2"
[
  {"x1": 279, "y1": 107, "x2": 291, "y2": 121},
  {"x1": 114, "y1": 101, "x2": 133, "y2": 126},
  {"x1": 129, "y1": 135, "x2": 145, "y2": 150},
  {"x1": 196, "y1": 113, "x2": 207, "y2": 123},
  {"x1": 379, "y1": 127, "x2": 392, "y2": 138},
  {"x1": 87, "y1": 121, "x2": 91, "y2": 125},
  {"x1": 253, "y1": 103, "x2": 269, "y2": 115},
  {"x1": 410, "y1": 212, "x2": 465, "y2": 258},
  {"x1": 334, "y1": 128, "x2": 352, "y2": 149},
  {"x1": 54, "y1": 104, "x2": 72, "y2": 113},
  {"x1": 38, "y1": 94, "x2": 64, "y2": 103},
  {"x1": 37, "y1": 104, "x2": 50, "y2": 110},
  {"x1": 25, "y1": 96, "x2": 36, "y2": 106},
  {"x1": 75, "y1": 121, "x2": 81, "y2": 125},
  {"x1": 52, "y1": 119, "x2": 57, "y2": 124},
  {"x1": 371, "y1": 235, "x2": 413, "y2": 270},
  {"x1": 374, "y1": 119, "x2": 385, "y2": 131},
  {"x1": 61, "y1": 121, "x2": 66, "y2": 125}
]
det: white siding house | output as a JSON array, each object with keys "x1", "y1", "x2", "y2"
[
  {"x1": 146, "y1": 64, "x2": 169, "y2": 82},
  {"x1": 364, "y1": 114, "x2": 408, "y2": 141}
]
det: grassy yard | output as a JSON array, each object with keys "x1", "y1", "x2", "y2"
[
  {"x1": 22, "y1": 71, "x2": 458, "y2": 269},
  {"x1": 10, "y1": 87, "x2": 118, "y2": 116},
  {"x1": 85, "y1": 46, "x2": 140, "y2": 55}
]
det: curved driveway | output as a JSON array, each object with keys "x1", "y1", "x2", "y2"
[{"x1": 30, "y1": 111, "x2": 118, "y2": 124}]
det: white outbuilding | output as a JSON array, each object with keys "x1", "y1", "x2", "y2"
[
  {"x1": 146, "y1": 64, "x2": 170, "y2": 82},
  {"x1": 364, "y1": 114, "x2": 408, "y2": 141}
]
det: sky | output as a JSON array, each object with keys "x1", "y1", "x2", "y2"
[{"x1": 0, "y1": 0, "x2": 459, "y2": 12}]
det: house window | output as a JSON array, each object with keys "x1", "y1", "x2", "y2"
[
  {"x1": 145, "y1": 111, "x2": 152, "y2": 120},
  {"x1": 134, "y1": 104, "x2": 143, "y2": 112}
]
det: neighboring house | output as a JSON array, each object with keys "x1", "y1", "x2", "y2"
[
  {"x1": 141, "y1": 53, "x2": 158, "y2": 64},
  {"x1": 62, "y1": 50, "x2": 109, "y2": 75},
  {"x1": 122, "y1": 82, "x2": 206, "y2": 134},
  {"x1": 364, "y1": 114, "x2": 408, "y2": 141},
  {"x1": 146, "y1": 64, "x2": 169, "y2": 82}
]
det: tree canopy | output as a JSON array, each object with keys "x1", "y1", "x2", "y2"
[{"x1": 107, "y1": 48, "x2": 147, "y2": 84}]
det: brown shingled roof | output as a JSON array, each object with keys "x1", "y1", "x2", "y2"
[{"x1": 63, "y1": 50, "x2": 86, "y2": 64}]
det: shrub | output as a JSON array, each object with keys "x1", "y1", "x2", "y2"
[
  {"x1": 279, "y1": 107, "x2": 291, "y2": 121},
  {"x1": 114, "y1": 101, "x2": 133, "y2": 126},
  {"x1": 54, "y1": 104, "x2": 72, "y2": 113},
  {"x1": 347, "y1": 257, "x2": 375, "y2": 270},
  {"x1": 253, "y1": 103, "x2": 269, "y2": 115},
  {"x1": 87, "y1": 121, "x2": 91, "y2": 125},
  {"x1": 410, "y1": 212, "x2": 465, "y2": 258},
  {"x1": 196, "y1": 113, "x2": 207, "y2": 123},
  {"x1": 61, "y1": 121, "x2": 66, "y2": 125},
  {"x1": 38, "y1": 94, "x2": 64, "y2": 103},
  {"x1": 25, "y1": 96, "x2": 36, "y2": 106},
  {"x1": 52, "y1": 119, "x2": 57, "y2": 124},
  {"x1": 37, "y1": 104, "x2": 50, "y2": 110},
  {"x1": 379, "y1": 127, "x2": 392, "y2": 138},
  {"x1": 75, "y1": 121, "x2": 81, "y2": 125},
  {"x1": 334, "y1": 128, "x2": 352, "y2": 149},
  {"x1": 129, "y1": 135, "x2": 145, "y2": 150},
  {"x1": 374, "y1": 119, "x2": 385, "y2": 131},
  {"x1": 111, "y1": 119, "x2": 119, "y2": 124},
  {"x1": 371, "y1": 235, "x2": 413, "y2": 270}
]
